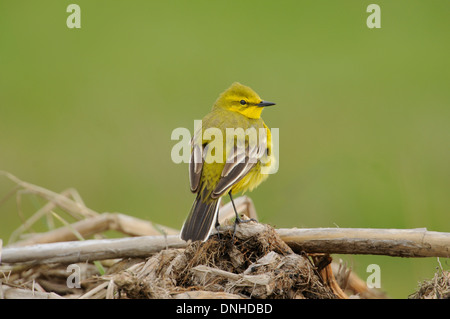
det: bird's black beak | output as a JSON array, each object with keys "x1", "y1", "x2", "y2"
[{"x1": 257, "y1": 101, "x2": 276, "y2": 107}]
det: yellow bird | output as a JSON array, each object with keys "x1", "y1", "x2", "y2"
[{"x1": 180, "y1": 82, "x2": 276, "y2": 241}]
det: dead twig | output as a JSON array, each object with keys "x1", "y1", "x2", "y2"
[
  {"x1": 2, "y1": 224, "x2": 449, "y2": 265},
  {"x1": 10, "y1": 212, "x2": 179, "y2": 247},
  {"x1": 278, "y1": 227, "x2": 450, "y2": 258}
]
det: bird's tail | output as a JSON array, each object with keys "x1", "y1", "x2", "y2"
[{"x1": 180, "y1": 191, "x2": 221, "y2": 242}]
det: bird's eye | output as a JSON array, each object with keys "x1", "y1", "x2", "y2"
[{"x1": 240, "y1": 100, "x2": 247, "y2": 105}]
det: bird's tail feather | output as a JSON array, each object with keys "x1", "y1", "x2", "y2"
[{"x1": 180, "y1": 191, "x2": 221, "y2": 242}]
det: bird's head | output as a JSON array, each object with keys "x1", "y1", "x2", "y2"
[{"x1": 213, "y1": 82, "x2": 275, "y2": 119}]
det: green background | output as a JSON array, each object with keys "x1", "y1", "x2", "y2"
[{"x1": 0, "y1": 1, "x2": 449, "y2": 298}]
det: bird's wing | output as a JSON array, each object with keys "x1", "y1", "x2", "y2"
[
  {"x1": 211, "y1": 128, "x2": 268, "y2": 198},
  {"x1": 189, "y1": 127, "x2": 204, "y2": 193}
]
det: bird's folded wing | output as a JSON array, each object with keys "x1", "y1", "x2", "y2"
[
  {"x1": 211, "y1": 132, "x2": 267, "y2": 198},
  {"x1": 190, "y1": 126, "x2": 268, "y2": 197}
]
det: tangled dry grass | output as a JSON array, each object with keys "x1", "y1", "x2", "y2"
[
  {"x1": 0, "y1": 172, "x2": 448, "y2": 299},
  {"x1": 0, "y1": 223, "x2": 376, "y2": 299},
  {"x1": 409, "y1": 265, "x2": 450, "y2": 299},
  {"x1": 111, "y1": 224, "x2": 337, "y2": 299}
]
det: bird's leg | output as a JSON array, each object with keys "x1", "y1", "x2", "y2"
[
  {"x1": 229, "y1": 191, "x2": 257, "y2": 223},
  {"x1": 215, "y1": 210, "x2": 221, "y2": 240},
  {"x1": 229, "y1": 191, "x2": 256, "y2": 240}
]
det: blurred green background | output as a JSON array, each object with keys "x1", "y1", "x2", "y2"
[{"x1": 0, "y1": 1, "x2": 449, "y2": 298}]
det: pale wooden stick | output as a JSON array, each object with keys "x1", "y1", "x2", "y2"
[
  {"x1": 2, "y1": 225, "x2": 449, "y2": 265},
  {"x1": 1, "y1": 235, "x2": 186, "y2": 264},
  {"x1": 191, "y1": 265, "x2": 271, "y2": 286},
  {"x1": 79, "y1": 281, "x2": 109, "y2": 299},
  {"x1": 106, "y1": 280, "x2": 115, "y2": 299},
  {"x1": 277, "y1": 227, "x2": 450, "y2": 257},
  {"x1": 0, "y1": 172, "x2": 253, "y2": 245},
  {"x1": 10, "y1": 212, "x2": 179, "y2": 247},
  {"x1": 8, "y1": 188, "x2": 95, "y2": 244},
  {"x1": 0, "y1": 285, "x2": 64, "y2": 299},
  {"x1": 0, "y1": 171, "x2": 98, "y2": 220},
  {"x1": 9, "y1": 194, "x2": 251, "y2": 247}
]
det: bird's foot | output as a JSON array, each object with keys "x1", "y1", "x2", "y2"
[{"x1": 232, "y1": 215, "x2": 257, "y2": 241}]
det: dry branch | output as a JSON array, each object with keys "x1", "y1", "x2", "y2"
[
  {"x1": 9, "y1": 198, "x2": 251, "y2": 247},
  {"x1": 278, "y1": 227, "x2": 450, "y2": 257},
  {"x1": 1, "y1": 171, "x2": 98, "y2": 220},
  {"x1": 9, "y1": 212, "x2": 179, "y2": 247},
  {"x1": 2, "y1": 224, "x2": 449, "y2": 265},
  {"x1": 1, "y1": 172, "x2": 250, "y2": 247},
  {"x1": 1, "y1": 235, "x2": 185, "y2": 264},
  {"x1": 0, "y1": 285, "x2": 65, "y2": 299}
]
